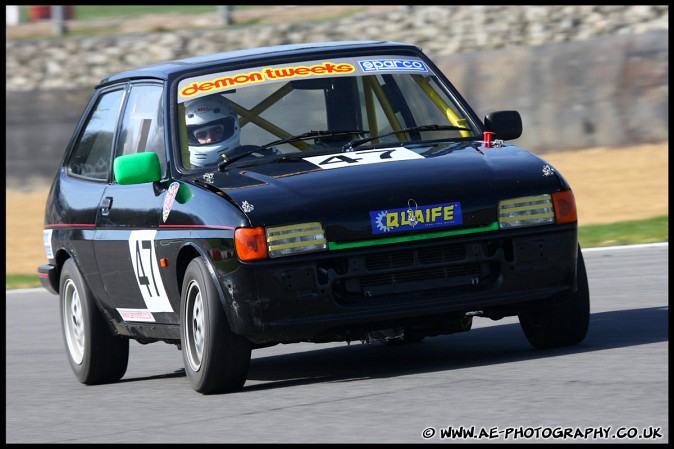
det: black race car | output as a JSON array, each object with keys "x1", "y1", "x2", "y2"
[{"x1": 38, "y1": 40, "x2": 589, "y2": 394}]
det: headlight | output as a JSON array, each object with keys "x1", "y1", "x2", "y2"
[
  {"x1": 266, "y1": 222, "x2": 327, "y2": 258},
  {"x1": 235, "y1": 222, "x2": 328, "y2": 261},
  {"x1": 498, "y1": 194, "x2": 555, "y2": 229}
]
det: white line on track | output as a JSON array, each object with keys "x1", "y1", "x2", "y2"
[{"x1": 582, "y1": 242, "x2": 668, "y2": 252}]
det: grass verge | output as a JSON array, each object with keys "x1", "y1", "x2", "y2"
[
  {"x1": 578, "y1": 215, "x2": 668, "y2": 249},
  {"x1": 6, "y1": 215, "x2": 667, "y2": 290},
  {"x1": 5, "y1": 274, "x2": 44, "y2": 290}
]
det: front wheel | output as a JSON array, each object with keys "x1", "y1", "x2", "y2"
[
  {"x1": 180, "y1": 258, "x2": 251, "y2": 394},
  {"x1": 518, "y1": 246, "x2": 590, "y2": 349},
  {"x1": 59, "y1": 258, "x2": 129, "y2": 384}
]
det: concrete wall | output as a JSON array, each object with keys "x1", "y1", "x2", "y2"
[
  {"x1": 437, "y1": 30, "x2": 668, "y2": 152},
  {"x1": 5, "y1": 5, "x2": 668, "y2": 187}
]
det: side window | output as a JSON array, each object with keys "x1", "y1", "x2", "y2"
[
  {"x1": 67, "y1": 89, "x2": 124, "y2": 180},
  {"x1": 117, "y1": 85, "x2": 166, "y2": 173}
]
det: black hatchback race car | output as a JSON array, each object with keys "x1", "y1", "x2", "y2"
[{"x1": 39, "y1": 40, "x2": 589, "y2": 394}]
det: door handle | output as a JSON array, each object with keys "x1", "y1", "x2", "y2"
[{"x1": 100, "y1": 196, "x2": 113, "y2": 216}]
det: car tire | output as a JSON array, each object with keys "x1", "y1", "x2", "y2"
[
  {"x1": 518, "y1": 246, "x2": 590, "y2": 349},
  {"x1": 59, "y1": 258, "x2": 129, "y2": 384},
  {"x1": 180, "y1": 257, "x2": 251, "y2": 394}
]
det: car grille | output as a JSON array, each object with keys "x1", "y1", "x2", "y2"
[{"x1": 319, "y1": 241, "x2": 501, "y2": 305}]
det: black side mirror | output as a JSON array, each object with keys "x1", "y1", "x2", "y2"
[{"x1": 484, "y1": 110, "x2": 522, "y2": 141}]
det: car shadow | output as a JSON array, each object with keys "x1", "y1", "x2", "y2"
[
  {"x1": 118, "y1": 306, "x2": 667, "y2": 388},
  {"x1": 241, "y1": 306, "x2": 668, "y2": 391}
]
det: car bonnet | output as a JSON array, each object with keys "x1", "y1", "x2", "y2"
[{"x1": 196, "y1": 141, "x2": 565, "y2": 242}]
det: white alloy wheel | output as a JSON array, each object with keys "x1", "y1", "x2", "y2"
[
  {"x1": 185, "y1": 279, "x2": 205, "y2": 372},
  {"x1": 62, "y1": 278, "x2": 85, "y2": 364}
]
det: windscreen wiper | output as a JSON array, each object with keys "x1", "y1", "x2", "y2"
[
  {"x1": 218, "y1": 130, "x2": 367, "y2": 170},
  {"x1": 342, "y1": 124, "x2": 471, "y2": 151},
  {"x1": 257, "y1": 129, "x2": 368, "y2": 151}
]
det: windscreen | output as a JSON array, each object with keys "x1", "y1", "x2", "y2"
[{"x1": 176, "y1": 56, "x2": 479, "y2": 170}]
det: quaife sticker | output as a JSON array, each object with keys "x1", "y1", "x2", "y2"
[
  {"x1": 304, "y1": 147, "x2": 422, "y2": 170},
  {"x1": 370, "y1": 202, "x2": 463, "y2": 234}
]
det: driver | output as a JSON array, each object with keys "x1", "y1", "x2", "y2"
[{"x1": 184, "y1": 94, "x2": 240, "y2": 167}]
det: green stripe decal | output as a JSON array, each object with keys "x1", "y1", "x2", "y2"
[{"x1": 327, "y1": 222, "x2": 499, "y2": 251}]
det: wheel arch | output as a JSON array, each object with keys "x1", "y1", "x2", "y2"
[
  {"x1": 175, "y1": 243, "x2": 201, "y2": 295},
  {"x1": 175, "y1": 243, "x2": 238, "y2": 331},
  {"x1": 48, "y1": 248, "x2": 73, "y2": 294},
  {"x1": 58, "y1": 254, "x2": 129, "y2": 338}
]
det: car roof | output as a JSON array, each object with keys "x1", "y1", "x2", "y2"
[{"x1": 98, "y1": 40, "x2": 421, "y2": 87}]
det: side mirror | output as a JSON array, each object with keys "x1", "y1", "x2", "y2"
[
  {"x1": 484, "y1": 110, "x2": 522, "y2": 141},
  {"x1": 113, "y1": 152, "x2": 161, "y2": 185}
]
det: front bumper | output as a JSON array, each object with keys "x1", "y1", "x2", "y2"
[{"x1": 221, "y1": 226, "x2": 579, "y2": 344}]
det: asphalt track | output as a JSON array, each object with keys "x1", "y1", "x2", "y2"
[{"x1": 5, "y1": 243, "x2": 668, "y2": 443}]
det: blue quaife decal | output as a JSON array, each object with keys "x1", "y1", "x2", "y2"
[
  {"x1": 358, "y1": 59, "x2": 428, "y2": 73},
  {"x1": 370, "y1": 202, "x2": 462, "y2": 234}
]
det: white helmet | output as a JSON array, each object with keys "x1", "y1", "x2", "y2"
[{"x1": 185, "y1": 95, "x2": 240, "y2": 167}]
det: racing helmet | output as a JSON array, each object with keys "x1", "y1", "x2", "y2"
[{"x1": 185, "y1": 95, "x2": 240, "y2": 167}]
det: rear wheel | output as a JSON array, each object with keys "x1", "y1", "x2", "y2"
[
  {"x1": 519, "y1": 246, "x2": 590, "y2": 349},
  {"x1": 180, "y1": 258, "x2": 251, "y2": 394},
  {"x1": 59, "y1": 258, "x2": 129, "y2": 384}
]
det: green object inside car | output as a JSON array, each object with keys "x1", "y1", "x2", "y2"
[
  {"x1": 114, "y1": 152, "x2": 161, "y2": 185},
  {"x1": 175, "y1": 182, "x2": 194, "y2": 204}
]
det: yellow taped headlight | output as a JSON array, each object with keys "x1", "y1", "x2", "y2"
[
  {"x1": 266, "y1": 222, "x2": 327, "y2": 258},
  {"x1": 498, "y1": 194, "x2": 555, "y2": 229}
]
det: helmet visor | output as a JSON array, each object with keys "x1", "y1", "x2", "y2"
[{"x1": 188, "y1": 117, "x2": 236, "y2": 146}]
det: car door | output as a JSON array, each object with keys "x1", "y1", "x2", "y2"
[
  {"x1": 48, "y1": 87, "x2": 126, "y2": 297},
  {"x1": 93, "y1": 82, "x2": 176, "y2": 323}
]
